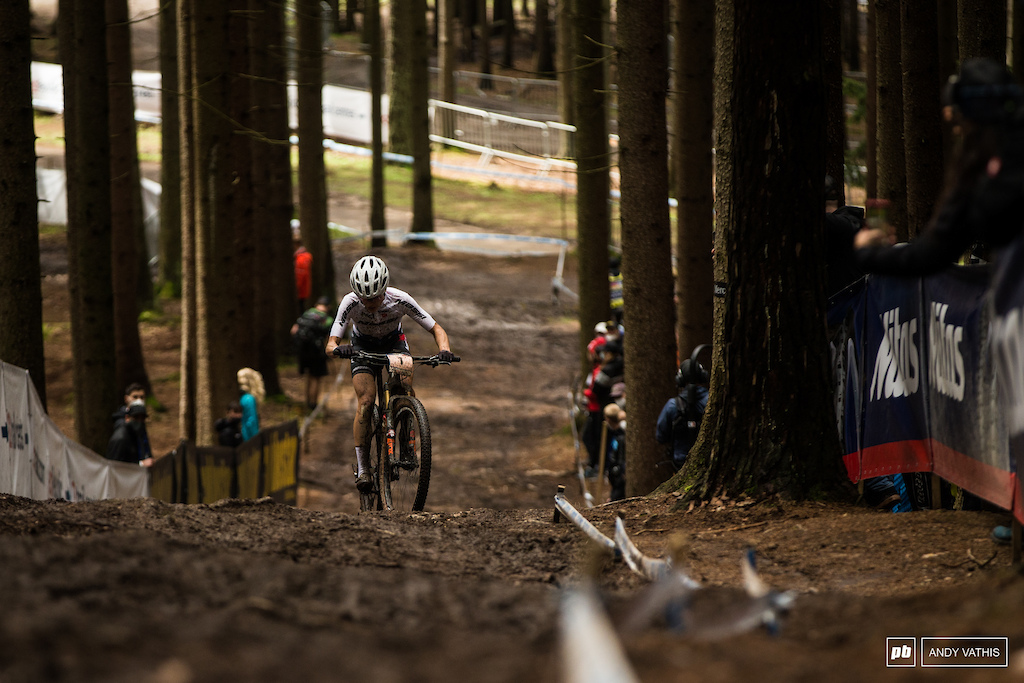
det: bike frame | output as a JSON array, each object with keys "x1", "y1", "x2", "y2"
[{"x1": 352, "y1": 351, "x2": 458, "y2": 511}]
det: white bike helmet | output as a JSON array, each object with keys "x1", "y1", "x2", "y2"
[{"x1": 349, "y1": 256, "x2": 390, "y2": 299}]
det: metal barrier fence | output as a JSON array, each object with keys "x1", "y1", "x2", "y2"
[
  {"x1": 442, "y1": 69, "x2": 560, "y2": 120},
  {"x1": 429, "y1": 100, "x2": 576, "y2": 174}
]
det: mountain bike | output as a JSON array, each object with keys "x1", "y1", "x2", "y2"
[{"x1": 350, "y1": 351, "x2": 459, "y2": 512}]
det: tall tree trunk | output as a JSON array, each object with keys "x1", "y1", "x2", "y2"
[
  {"x1": 438, "y1": 0, "x2": 456, "y2": 138},
  {"x1": 389, "y1": 0, "x2": 412, "y2": 155},
  {"x1": 673, "y1": 0, "x2": 714, "y2": 361},
  {"x1": 497, "y1": 0, "x2": 514, "y2": 66},
  {"x1": 901, "y1": 0, "x2": 943, "y2": 240},
  {"x1": 556, "y1": 0, "x2": 573, "y2": 125},
  {"x1": 261, "y1": 0, "x2": 297, "y2": 348},
  {"x1": 875, "y1": 0, "x2": 907, "y2": 239},
  {"x1": 573, "y1": 0, "x2": 611, "y2": 376},
  {"x1": 841, "y1": 0, "x2": 860, "y2": 70},
  {"x1": 1014, "y1": 0, "x2": 1024, "y2": 79},
  {"x1": 107, "y1": 0, "x2": 152, "y2": 395},
  {"x1": 159, "y1": 0, "x2": 182, "y2": 297},
  {"x1": 297, "y1": 0, "x2": 335, "y2": 301},
  {"x1": 369, "y1": 0, "x2": 387, "y2": 245},
  {"x1": 228, "y1": 0, "x2": 258, "y2": 373},
  {"x1": 958, "y1": 0, "x2": 1006, "y2": 63},
  {"x1": 66, "y1": 0, "x2": 119, "y2": 453},
  {"x1": 677, "y1": 0, "x2": 843, "y2": 501},
  {"x1": 618, "y1": 0, "x2": 678, "y2": 497},
  {"x1": 478, "y1": 0, "x2": 492, "y2": 87},
  {"x1": 865, "y1": 0, "x2": 877, "y2": 197},
  {"x1": 533, "y1": 0, "x2": 553, "y2": 74},
  {"x1": 346, "y1": 0, "x2": 358, "y2": 32},
  {"x1": 824, "y1": 0, "x2": 846, "y2": 199},
  {"x1": 410, "y1": 0, "x2": 435, "y2": 233},
  {"x1": 192, "y1": 0, "x2": 239, "y2": 445},
  {"x1": 58, "y1": 0, "x2": 84, "y2": 422},
  {"x1": 250, "y1": 0, "x2": 289, "y2": 395},
  {"x1": 178, "y1": 0, "x2": 197, "y2": 442},
  {"x1": 0, "y1": 0, "x2": 46, "y2": 407}
]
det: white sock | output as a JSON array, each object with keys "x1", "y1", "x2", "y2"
[{"x1": 355, "y1": 446, "x2": 368, "y2": 476}]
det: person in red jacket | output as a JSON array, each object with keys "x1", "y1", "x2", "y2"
[{"x1": 293, "y1": 227, "x2": 313, "y2": 315}]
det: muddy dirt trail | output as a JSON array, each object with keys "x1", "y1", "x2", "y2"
[{"x1": 10, "y1": 238, "x2": 1024, "y2": 682}]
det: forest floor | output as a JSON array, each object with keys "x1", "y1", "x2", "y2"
[{"x1": 12, "y1": 228, "x2": 1024, "y2": 683}]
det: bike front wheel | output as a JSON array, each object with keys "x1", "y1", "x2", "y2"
[
  {"x1": 360, "y1": 403, "x2": 384, "y2": 512},
  {"x1": 380, "y1": 395, "x2": 432, "y2": 511}
]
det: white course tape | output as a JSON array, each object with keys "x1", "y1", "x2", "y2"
[
  {"x1": 555, "y1": 494, "x2": 616, "y2": 553},
  {"x1": 613, "y1": 516, "x2": 676, "y2": 582},
  {"x1": 560, "y1": 585, "x2": 640, "y2": 683},
  {"x1": 566, "y1": 391, "x2": 595, "y2": 508}
]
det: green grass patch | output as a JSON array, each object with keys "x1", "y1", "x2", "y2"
[
  {"x1": 38, "y1": 223, "x2": 66, "y2": 236},
  {"x1": 38, "y1": 110, "x2": 580, "y2": 242},
  {"x1": 324, "y1": 151, "x2": 576, "y2": 239},
  {"x1": 34, "y1": 112, "x2": 64, "y2": 148},
  {"x1": 41, "y1": 323, "x2": 60, "y2": 342}
]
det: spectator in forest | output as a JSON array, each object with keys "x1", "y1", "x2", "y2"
[
  {"x1": 608, "y1": 256, "x2": 624, "y2": 325},
  {"x1": 112, "y1": 382, "x2": 152, "y2": 462},
  {"x1": 214, "y1": 402, "x2": 244, "y2": 448},
  {"x1": 106, "y1": 401, "x2": 153, "y2": 466},
  {"x1": 655, "y1": 359, "x2": 709, "y2": 469},
  {"x1": 822, "y1": 174, "x2": 866, "y2": 297},
  {"x1": 854, "y1": 58, "x2": 1024, "y2": 274},
  {"x1": 604, "y1": 402, "x2": 627, "y2": 501},
  {"x1": 236, "y1": 368, "x2": 265, "y2": 442},
  {"x1": 293, "y1": 224, "x2": 313, "y2": 316},
  {"x1": 582, "y1": 337, "x2": 624, "y2": 475},
  {"x1": 853, "y1": 57, "x2": 1024, "y2": 535},
  {"x1": 292, "y1": 296, "x2": 334, "y2": 410},
  {"x1": 586, "y1": 321, "x2": 608, "y2": 367}
]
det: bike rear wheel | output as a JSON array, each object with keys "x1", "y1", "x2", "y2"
[
  {"x1": 380, "y1": 395, "x2": 432, "y2": 511},
  {"x1": 359, "y1": 404, "x2": 384, "y2": 512}
]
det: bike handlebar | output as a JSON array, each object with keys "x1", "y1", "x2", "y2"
[{"x1": 336, "y1": 349, "x2": 461, "y2": 366}]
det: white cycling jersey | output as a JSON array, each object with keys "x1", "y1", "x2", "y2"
[{"x1": 330, "y1": 287, "x2": 437, "y2": 340}]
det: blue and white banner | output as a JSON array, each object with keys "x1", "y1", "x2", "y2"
[
  {"x1": 923, "y1": 268, "x2": 1011, "y2": 508},
  {"x1": 834, "y1": 263, "x2": 1019, "y2": 519},
  {"x1": 856, "y1": 274, "x2": 931, "y2": 478},
  {"x1": 990, "y1": 236, "x2": 1024, "y2": 523}
]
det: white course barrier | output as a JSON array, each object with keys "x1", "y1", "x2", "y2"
[
  {"x1": 560, "y1": 585, "x2": 641, "y2": 683},
  {"x1": 553, "y1": 492, "x2": 617, "y2": 554},
  {"x1": 614, "y1": 516, "x2": 683, "y2": 583},
  {"x1": 0, "y1": 361, "x2": 149, "y2": 501},
  {"x1": 36, "y1": 168, "x2": 162, "y2": 261},
  {"x1": 554, "y1": 497, "x2": 797, "y2": 639}
]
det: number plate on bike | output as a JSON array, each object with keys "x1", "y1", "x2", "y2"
[{"x1": 386, "y1": 353, "x2": 414, "y2": 377}]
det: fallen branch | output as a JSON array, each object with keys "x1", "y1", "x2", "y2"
[
  {"x1": 695, "y1": 521, "x2": 768, "y2": 536},
  {"x1": 967, "y1": 547, "x2": 997, "y2": 568}
]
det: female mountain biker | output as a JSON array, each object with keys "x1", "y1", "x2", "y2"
[{"x1": 325, "y1": 255, "x2": 456, "y2": 492}]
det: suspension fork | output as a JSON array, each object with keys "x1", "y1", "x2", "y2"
[{"x1": 379, "y1": 370, "x2": 395, "y2": 466}]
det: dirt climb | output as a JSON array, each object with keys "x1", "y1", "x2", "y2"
[{"x1": 9, "y1": 236, "x2": 1024, "y2": 682}]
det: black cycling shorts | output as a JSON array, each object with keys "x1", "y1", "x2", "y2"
[
  {"x1": 350, "y1": 331, "x2": 411, "y2": 376},
  {"x1": 298, "y1": 340, "x2": 329, "y2": 378}
]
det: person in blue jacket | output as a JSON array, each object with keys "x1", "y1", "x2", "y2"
[
  {"x1": 235, "y1": 368, "x2": 265, "y2": 442},
  {"x1": 655, "y1": 359, "x2": 709, "y2": 469}
]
